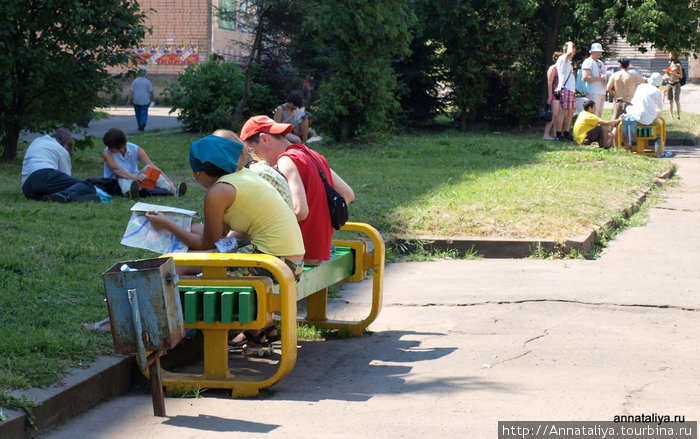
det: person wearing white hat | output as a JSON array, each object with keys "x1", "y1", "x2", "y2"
[
  {"x1": 581, "y1": 42, "x2": 607, "y2": 117},
  {"x1": 619, "y1": 72, "x2": 664, "y2": 151}
]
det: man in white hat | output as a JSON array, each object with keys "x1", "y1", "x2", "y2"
[
  {"x1": 582, "y1": 42, "x2": 607, "y2": 117},
  {"x1": 619, "y1": 72, "x2": 664, "y2": 151}
]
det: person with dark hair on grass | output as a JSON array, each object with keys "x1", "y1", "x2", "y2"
[
  {"x1": 572, "y1": 100, "x2": 621, "y2": 149},
  {"x1": 274, "y1": 91, "x2": 309, "y2": 144},
  {"x1": 101, "y1": 128, "x2": 186, "y2": 198}
]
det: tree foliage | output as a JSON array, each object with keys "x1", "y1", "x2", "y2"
[
  {"x1": 164, "y1": 60, "x2": 276, "y2": 133},
  {"x1": 297, "y1": 0, "x2": 415, "y2": 141},
  {"x1": 0, "y1": 0, "x2": 149, "y2": 161}
]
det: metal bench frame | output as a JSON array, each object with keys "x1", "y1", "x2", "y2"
[{"x1": 152, "y1": 222, "x2": 385, "y2": 397}]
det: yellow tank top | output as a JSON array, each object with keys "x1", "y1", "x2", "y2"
[{"x1": 218, "y1": 168, "x2": 304, "y2": 257}]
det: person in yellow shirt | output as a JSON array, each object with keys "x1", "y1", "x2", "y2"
[{"x1": 573, "y1": 100, "x2": 621, "y2": 149}]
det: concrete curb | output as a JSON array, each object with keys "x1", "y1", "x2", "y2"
[
  {"x1": 388, "y1": 166, "x2": 676, "y2": 259},
  {"x1": 1, "y1": 357, "x2": 138, "y2": 439}
]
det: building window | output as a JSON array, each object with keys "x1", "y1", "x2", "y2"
[
  {"x1": 219, "y1": 0, "x2": 237, "y2": 31},
  {"x1": 238, "y1": 0, "x2": 254, "y2": 33}
]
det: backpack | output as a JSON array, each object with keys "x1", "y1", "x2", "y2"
[
  {"x1": 680, "y1": 67, "x2": 687, "y2": 86},
  {"x1": 575, "y1": 68, "x2": 590, "y2": 93}
]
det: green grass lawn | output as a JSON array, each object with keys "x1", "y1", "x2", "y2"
[{"x1": 0, "y1": 128, "x2": 672, "y2": 399}]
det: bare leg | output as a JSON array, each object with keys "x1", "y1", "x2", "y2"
[{"x1": 675, "y1": 99, "x2": 681, "y2": 119}]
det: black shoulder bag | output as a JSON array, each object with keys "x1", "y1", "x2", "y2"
[{"x1": 298, "y1": 147, "x2": 349, "y2": 230}]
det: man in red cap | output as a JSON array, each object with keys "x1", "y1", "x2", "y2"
[{"x1": 240, "y1": 115, "x2": 355, "y2": 265}]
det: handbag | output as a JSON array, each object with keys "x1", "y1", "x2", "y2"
[
  {"x1": 298, "y1": 148, "x2": 349, "y2": 230},
  {"x1": 538, "y1": 105, "x2": 553, "y2": 122}
]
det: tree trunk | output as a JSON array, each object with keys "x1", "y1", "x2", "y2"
[
  {"x1": 1, "y1": 122, "x2": 20, "y2": 161},
  {"x1": 232, "y1": 5, "x2": 271, "y2": 128},
  {"x1": 539, "y1": 1, "x2": 564, "y2": 108}
]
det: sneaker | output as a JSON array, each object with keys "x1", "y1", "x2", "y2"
[
  {"x1": 564, "y1": 133, "x2": 574, "y2": 141},
  {"x1": 175, "y1": 182, "x2": 187, "y2": 197},
  {"x1": 127, "y1": 181, "x2": 140, "y2": 199},
  {"x1": 43, "y1": 193, "x2": 70, "y2": 203},
  {"x1": 138, "y1": 125, "x2": 145, "y2": 131},
  {"x1": 556, "y1": 135, "x2": 568, "y2": 142},
  {"x1": 76, "y1": 194, "x2": 101, "y2": 203},
  {"x1": 543, "y1": 136, "x2": 555, "y2": 141}
]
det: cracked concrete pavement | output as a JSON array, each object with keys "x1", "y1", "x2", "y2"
[{"x1": 41, "y1": 144, "x2": 700, "y2": 438}]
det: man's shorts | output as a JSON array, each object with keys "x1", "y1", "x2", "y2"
[
  {"x1": 666, "y1": 82, "x2": 681, "y2": 101},
  {"x1": 582, "y1": 125, "x2": 603, "y2": 145},
  {"x1": 559, "y1": 89, "x2": 576, "y2": 110}
]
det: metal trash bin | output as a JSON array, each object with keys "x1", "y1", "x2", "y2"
[
  {"x1": 102, "y1": 257, "x2": 184, "y2": 416},
  {"x1": 102, "y1": 257, "x2": 184, "y2": 357}
]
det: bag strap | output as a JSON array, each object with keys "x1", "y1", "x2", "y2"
[{"x1": 296, "y1": 146, "x2": 330, "y2": 185}]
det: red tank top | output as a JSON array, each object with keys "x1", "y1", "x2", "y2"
[{"x1": 278, "y1": 144, "x2": 334, "y2": 261}]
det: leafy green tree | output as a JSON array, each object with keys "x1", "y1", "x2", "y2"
[
  {"x1": 0, "y1": 0, "x2": 149, "y2": 161},
  {"x1": 164, "y1": 60, "x2": 276, "y2": 133},
  {"x1": 301, "y1": 0, "x2": 415, "y2": 141}
]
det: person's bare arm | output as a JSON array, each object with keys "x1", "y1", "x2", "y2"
[
  {"x1": 277, "y1": 156, "x2": 309, "y2": 221},
  {"x1": 146, "y1": 183, "x2": 233, "y2": 249},
  {"x1": 137, "y1": 147, "x2": 174, "y2": 188},
  {"x1": 102, "y1": 149, "x2": 141, "y2": 180},
  {"x1": 547, "y1": 66, "x2": 555, "y2": 104},
  {"x1": 273, "y1": 106, "x2": 284, "y2": 123},
  {"x1": 330, "y1": 169, "x2": 354, "y2": 203}
]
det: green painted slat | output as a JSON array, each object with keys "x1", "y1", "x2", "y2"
[
  {"x1": 203, "y1": 291, "x2": 220, "y2": 323},
  {"x1": 294, "y1": 247, "x2": 354, "y2": 300},
  {"x1": 221, "y1": 292, "x2": 235, "y2": 323},
  {"x1": 184, "y1": 291, "x2": 202, "y2": 324},
  {"x1": 238, "y1": 291, "x2": 255, "y2": 323}
]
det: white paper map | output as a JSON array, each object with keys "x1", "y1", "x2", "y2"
[{"x1": 121, "y1": 202, "x2": 200, "y2": 253}]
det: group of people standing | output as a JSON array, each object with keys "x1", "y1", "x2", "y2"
[{"x1": 543, "y1": 41, "x2": 683, "y2": 150}]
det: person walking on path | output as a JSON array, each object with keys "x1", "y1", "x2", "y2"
[
  {"x1": 581, "y1": 42, "x2": 607, "y2": 117},
  {"x1": 127, "y1": 66, "x2": 154, "y2": 131}
]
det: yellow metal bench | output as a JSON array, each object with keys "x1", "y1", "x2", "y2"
[
  {"x1": 152, "y1": 222, "x2": 385, "y2": 397},
  {"x1": 616, "y1": 117, "x2": 666, "y2": 157}
]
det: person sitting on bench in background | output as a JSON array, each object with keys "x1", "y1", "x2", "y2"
[
  {"x1": 102, "y1": 128, "x2": 186, "y2": 198},
  {"x1": 241, "y1": 115, "x2": 355, "y2": 266},
  {"x1": 619, "y1": 72, "x2": 664, "y2": 152}
]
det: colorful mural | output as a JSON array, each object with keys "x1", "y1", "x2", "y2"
[{"x1": 132, "y1": 45, "x2": 199, "y2": 65}]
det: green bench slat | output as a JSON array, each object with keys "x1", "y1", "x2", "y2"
[
  {"x1": 294, "y1": 246, "x2": 354, "y2": 300},
  {"x1": 178, "y1": 246, "x2": 354, "y2": 324},
  {"x1": 180, "y1": 286, "x2": 256, "y2": 324}
]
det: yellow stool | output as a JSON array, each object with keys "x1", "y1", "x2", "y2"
[{"x1": 617, "y1": 117, "x2": 666, "y2": 157}]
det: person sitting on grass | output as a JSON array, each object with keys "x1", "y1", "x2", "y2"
[
  {"x1": 102, "y1": 128, "x2": 186, "y2": 198},
  {"x1": 274, "y1": 92, "x2": 309, "y2": 144},
  {"x1": 21, "y1": 128, "x2": 100, "y2": 203},
  {"x1": 145, "y1": 134, "x2": 306, "y2": 348},
  {"x1": 572, "y1": 100, "x2": 621, "y2": 149}
]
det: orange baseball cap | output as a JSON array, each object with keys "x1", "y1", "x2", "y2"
[{"x1": 240, "y1": 115, "x2": 293, "y2": 141}]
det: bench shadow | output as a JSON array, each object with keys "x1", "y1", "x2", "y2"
[
  {"x1": 268, "y1": 330, "x2": 508, "y2": 403},
  {"x1": 162, "y1": 414, "x2": 278, "y2": 433}
]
